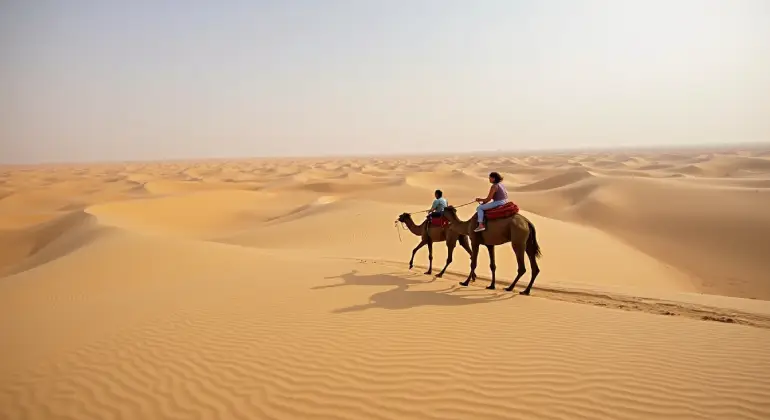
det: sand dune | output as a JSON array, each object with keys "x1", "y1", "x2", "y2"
[
  {"x1": 512, "y1": 167, "x2": 596, "y2": 192},
  {"x1": 516, "y1": 174, "x2": 770, "y2": 299},
  {"x1": 288, "y1": 177, "x2": 403, "y2": 194},
  {"x1": 0, "y1": 210, "x2": 104, "y2": 275},
  {"x1": 695, "y1": 156, "x2": 770, "y2": 177},
  {"x1": 86, "y1": 190, "x2": 311, "y2": 239},
  {"x1": 3, "y1": 147, "x2": 770, "y2": 420}
]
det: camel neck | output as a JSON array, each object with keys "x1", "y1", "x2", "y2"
[
  {"x1": 405, "y1": 218, "x2": 424, "y2": 236},
  {"x1": 446, "y1": 213, "x2": 471, "y2": 233}
]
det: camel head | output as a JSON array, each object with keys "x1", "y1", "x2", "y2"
[
  {"x1": 442, "y1": 205, "x2": 462, "y2": 223},
  {"x1": 397, "y1": 212, "x2": 412, "y2": 223}
]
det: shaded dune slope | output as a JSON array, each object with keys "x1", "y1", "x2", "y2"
[
  {"x1": 0, "y1": 211, "x2": 109, "y2": 276},
  {"x1": 516, "y1": 175, "x2": 770, "y2": 299}
]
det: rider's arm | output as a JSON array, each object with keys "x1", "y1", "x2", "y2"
[{"x1": 480, "y1": 185, "x2": 498, "y2": 204}]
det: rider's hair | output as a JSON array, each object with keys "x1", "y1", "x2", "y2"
[
  {"x1": 489, "y1": 172, "x2": 503, "y2": 183},
  {"x1": 434, "y1": 189, "x2": 443, "y2": 198}
]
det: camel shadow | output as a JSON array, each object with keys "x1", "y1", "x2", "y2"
[
  {"x1": 314, "y1": 270, "x2": 513, "y2": 313},
  {"x1": 312, "y1": 269, "x2": 433, "y2": 290}
]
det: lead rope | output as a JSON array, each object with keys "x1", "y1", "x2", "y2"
[
  {"x1": 405, "y1": 200, "x2": 476, "y2": 216},
  {"x1": 452, "y1": 200, "x2": 477, "y2": 210}
]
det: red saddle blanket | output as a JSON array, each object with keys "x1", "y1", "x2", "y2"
[
  {"x1": 429, "y1": 217, "x2": 450, "y2": 227},
  {"x1": 485, "y1": 202, "x2": 520, "y2": 220}
]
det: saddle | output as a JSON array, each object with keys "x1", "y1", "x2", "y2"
[
  {"x1": 429, "y1": 216, "x2": 450, "y2": 227},
  {"x1": 483, "y1": 202, "x2": 520, "y2": 223}
]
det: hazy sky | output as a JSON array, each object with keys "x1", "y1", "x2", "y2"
[{"x1": 2, "y1": 0, "x2": 769, "y2": 163}]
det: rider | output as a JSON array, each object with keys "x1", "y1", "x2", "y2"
[
  {"x1": 427, "y1": 189, "x2": 447, "y2": 223},
  {"x1": 474, "y1": 172, "x2": 508, "y2": 232}
]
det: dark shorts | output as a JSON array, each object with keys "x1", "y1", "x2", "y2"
[{"x1": 427, "y1": 211, "x2": 444, "y2": 219}]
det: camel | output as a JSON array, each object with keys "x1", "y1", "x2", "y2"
[
  {"x1": 396, "y1": 212, "x2": 474, "y2": 279},
  {"x1": 441, "y1": 205, "x2": 542, "y2": 295}
]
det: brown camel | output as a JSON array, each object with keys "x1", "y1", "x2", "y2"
[
  {"x1": 441, "y1": 205, "x2": 542, "y2": 295},
  {"x1": 396, "y1": 212, "x2": 474, "y2": 278}
]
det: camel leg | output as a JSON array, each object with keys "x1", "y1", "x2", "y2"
[
  {"x1": 460, "y1": 241, "x2": 480, "y2": 287},
  {"x1": 458, "y1": 235, "x2": 475, "y2": 282},
  {"x1": 458, "y1": 235, "x2": 472, "y2": 255},
  {"x1": 520, "y1": 243, "x2": 541, "y2": 296},
  {"x1": 436, "y1": 239, "x2": 456, "y2": 278},
  {"x1": 486, "y1": 244, "x2": 496, "y2": 290},
  {"x1": 505, "y1": 241, "x2": 528, "y2": 292},
  {"x1": 409, "y1": 239, "x2": 427, "y2": 270},
  {"x1": 424, "y1": 240, "x2": 434, "y2": 275}
]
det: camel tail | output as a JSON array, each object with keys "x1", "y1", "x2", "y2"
[{"x1": 526, "y1": 220, "x2": 542, "y2": 259}]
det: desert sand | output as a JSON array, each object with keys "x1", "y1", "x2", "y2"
[{"x1": 2, "y1": 147, "x2": 770, "y2": 419}]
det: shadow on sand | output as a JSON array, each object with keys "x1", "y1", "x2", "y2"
[{"x1": 313, "y1": 270, "x2": 513, "y2": 313}]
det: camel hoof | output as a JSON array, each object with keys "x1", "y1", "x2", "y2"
[
  {"x1": 520, "y1": 290, "x2": 531, "y2": 296},
  {"x1": 486, "y1": 285, "x2": 495, "y2": 290},
  {"x1": 436, "y1": 273, "x2": 444, "y2": 278},
  {"x1": 424, "y1": 271, "x2": 431, "y2": 275},
  {"x1": 459, "y1": 281, "x2": 470, "y2": 287}
]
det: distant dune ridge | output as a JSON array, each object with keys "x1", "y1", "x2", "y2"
[{"x1": 2, "y1": 147, "x2": 770, "y2": 419}]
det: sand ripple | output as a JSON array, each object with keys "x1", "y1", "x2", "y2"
[{"x1": 3, "y1": 147, "x2": 770, "y2": 420}]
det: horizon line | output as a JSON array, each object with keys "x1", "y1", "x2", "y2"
[{"x1": 2, "y1": 141, "x2": 769, "y2": 168}]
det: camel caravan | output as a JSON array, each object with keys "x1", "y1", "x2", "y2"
[{"x1": 397, "y1": 171, "x2": 542, "y2": 295}]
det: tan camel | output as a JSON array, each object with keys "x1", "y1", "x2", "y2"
[
  {"x1": 441, "y1": 205, "x2": 542, "y2": 295},
  {"x1": 396, "y1": 212, "x2": 474, "y2": 278}
]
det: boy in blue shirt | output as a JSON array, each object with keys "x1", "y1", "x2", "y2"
[{"x1": 427, "y1": 189, "x2": 448, "y2": 223}]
